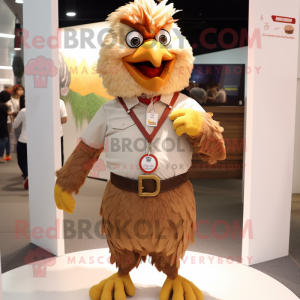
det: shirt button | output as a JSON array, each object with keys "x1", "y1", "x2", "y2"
[{"x1": 122, "y1": 123, "x2": 124, "y2": 126}]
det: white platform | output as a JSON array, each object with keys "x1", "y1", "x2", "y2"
[{"x1": 2, "y1": 248, "x2": 298, "y2": 300}]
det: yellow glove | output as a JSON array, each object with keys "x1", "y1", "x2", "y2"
[
  {"x1": 169, "y1": 108, "x2": 203, "y2": 137},
  {"x1": 54, "y1": 184, "x2": 75, "y2": 214}
]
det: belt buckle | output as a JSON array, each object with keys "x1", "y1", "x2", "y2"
[{"x1": 138, "y1": 175, "x2": 161, "y2": 197}]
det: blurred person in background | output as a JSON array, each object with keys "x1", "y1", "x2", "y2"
[
  {"x1": 12, "y1": 95, "x2": 28, "y2": 189},
  {"x1": 9, "y1": 85, "x2": 24, "y2": 119},
  {"x1": 181, "y1": 81, "x2": 198, "y2": 97},
  {"x1": 6, "y1": 85, "x2": 25, "y2": 150},
  {"x1": 190, "y1": 87, "x2": 207, "y2": 105},
  {"x1": 0, "y1": 90, "x2": 12, "y2": 162},
  {"x1": 4, "y1": 84, "x2": 12, "y2": 95},
  {"x1": 0, "y1": 91, "x2": 13, "y2": 163},
  {"x1": 19, "y1": 95, "x2": 25, "y2": 110}
]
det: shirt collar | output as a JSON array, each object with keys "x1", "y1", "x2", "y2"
[
  {"x1": 159, "y1": 94, "x2": 174, "y2": 105},
  {"x1": 122, "y1": 96, "x2": 139, "y2": 110},
  {"x1": 122, "y1": 93, "x2": 175, "y2": 109}
]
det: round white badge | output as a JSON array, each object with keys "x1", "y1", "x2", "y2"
[{"x1": 139, "y1": 154, "x2": 158, "y2": 173}]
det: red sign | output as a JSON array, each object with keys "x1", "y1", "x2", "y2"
[{"x1": 271, "y1": 15, "x2": 296, "y2": 24}]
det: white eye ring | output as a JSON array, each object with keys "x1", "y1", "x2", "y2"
[
  {"x1": 155, "y1": 29, "x2": 171, "y2": 46},
  {"x1": 125, "y1": 31, "x2": 144, "y2": 48}
]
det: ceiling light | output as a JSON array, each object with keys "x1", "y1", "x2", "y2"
[
  {"x1": 66, "y1": 0, "x2": 76, "y2": 18},
  {"x1": 0, "y1": 66, "x2": 13, "y2": 70},
  {"x1": 0, "y1": 33, "x2": 15, "y2": 38},
  {"x1": 15, "y1": 0, "x2": 23, "y2": 3},
  {"x1": 14, "y1": 48, "x2": 21, "y2": 50}
]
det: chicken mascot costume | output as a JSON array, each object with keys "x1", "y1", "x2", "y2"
[{"x1": 54, "y1": 0, "x2": 226, "y2": 299}]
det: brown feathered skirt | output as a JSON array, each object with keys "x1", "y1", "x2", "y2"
[{"x1": 100, "y1": 180, "x2": 196, "y2": 279}]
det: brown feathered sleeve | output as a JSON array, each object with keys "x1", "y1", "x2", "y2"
[
  {"x1": 56, "y1": 140, "x2": 103, "y2": 194},
  {"x1": 189, "y1": 112, "x2": 226, "y2": 164}
]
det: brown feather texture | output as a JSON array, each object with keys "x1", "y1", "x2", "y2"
[
  {"x1": 56, "y1": 141, "x2": 103, "y2": 194},
  {"x1": 119, "y1": 0, "x2": 178, "y2": 39},
  {"x1": 189, "y1": 112, "x2": 226, "y2": 164},
  {"x1": 100, "y1": 180, "x2": 196, "y2": 277}
]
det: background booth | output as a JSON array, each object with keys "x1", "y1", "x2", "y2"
[{"x1": 190, "y1": 48, "x2": 247, "y2": 179}]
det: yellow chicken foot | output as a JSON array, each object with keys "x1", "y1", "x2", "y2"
[
  {"x1": 89, "y1": 272, "x2": 135, "y2": 300},
  {"x1": 160, "y1": 275, "x2": 204, "y2": 300}
]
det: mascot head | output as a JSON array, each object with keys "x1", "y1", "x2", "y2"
[{"x1": 97, "y1": 0, "x2": 194, "y2": 98}]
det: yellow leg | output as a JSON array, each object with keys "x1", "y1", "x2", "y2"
[
  {"x1": 89, "y1": 272, "x2": 135, "y2": 300},
  {"x1": 160, "y1": 275, "x2": 204, "y2": 300}
]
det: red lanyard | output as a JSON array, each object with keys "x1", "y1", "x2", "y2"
[{"x1": 118, "y1": 92, "x2": 179, "y2": 144}]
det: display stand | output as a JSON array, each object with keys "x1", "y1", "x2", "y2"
[
  {"x1": 2, "y1": 249, "x2": 299, "y2": 300},
  {"x1": 243, "y1": 0, "x2": 299, "y2": 264},
  {"x1": 23, "y1": 0, "x2": 64, "y2": 256}
]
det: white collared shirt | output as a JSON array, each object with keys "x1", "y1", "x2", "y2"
[
  {"x1": 81, "y1": 93, "x2": 205, "y2": 180},
  {"x1": 6, "y1": 98, "x2": 19, "y2": 124},
  {"x1": 12, "y1": 108, "x2": 27, "y2": 143}
]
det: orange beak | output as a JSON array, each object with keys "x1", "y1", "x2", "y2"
[{"x1": 122, "y1": 40, "x2": 176, "y2": 92}]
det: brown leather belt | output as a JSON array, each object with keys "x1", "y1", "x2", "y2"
[{"x1": 111, "y1": 172, "x2": 189, "y2": 197}]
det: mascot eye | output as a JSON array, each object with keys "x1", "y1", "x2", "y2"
[
  {"x1": 155, "y1": 29, "x2": 171, "y2": 46},
  {"x1": 126, "y1": 31, "x2": 144, "y2": 48}
]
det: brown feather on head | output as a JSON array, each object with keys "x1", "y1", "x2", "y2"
[{"x1": 120, "y1": 3, "x2": 178, "y2": 39}]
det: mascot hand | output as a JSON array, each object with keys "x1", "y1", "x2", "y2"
[
  {"x1": 169, "y1": 108, "x2": 203, "y2": 137},
  {"x1": 54, "y1": 184, "x2": 75, "y2": 214}
]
